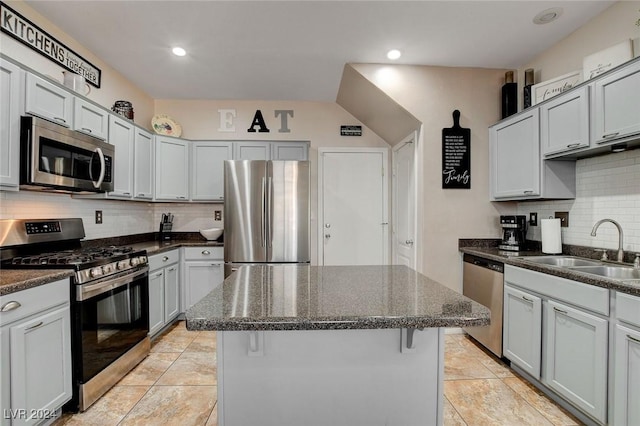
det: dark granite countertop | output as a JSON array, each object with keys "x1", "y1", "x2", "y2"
[
  {"x1": 185, "y1": 264, "x2": 491, "y2": 331},
  {"x1": 0, "y1": 270, "x2": 74, "y2": 296},
  {"x1": 459, "y1": 240, "x2": 640, "y2": 296}
]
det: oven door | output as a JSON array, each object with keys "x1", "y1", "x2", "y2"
[{"x1": 74, "y1": 267, "x2": 149, "y2": 383}]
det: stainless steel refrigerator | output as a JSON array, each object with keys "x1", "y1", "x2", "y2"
[{"x1": 223, "y1": 160, "x2": 310, "y2": 277}]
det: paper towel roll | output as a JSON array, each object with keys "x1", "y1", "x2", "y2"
[{"x1": 541, "y1": 218, "x2": 562, "y2": 254}]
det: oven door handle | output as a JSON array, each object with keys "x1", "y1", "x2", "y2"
[
  {"x1": 89, "y1": 147, "x2": 106, "y2": 189},
  {"x1": 77, "y1": 267, "x2": 148, "y2": 301}
]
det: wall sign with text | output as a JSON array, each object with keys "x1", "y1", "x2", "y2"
[
  {"x1": 442, "y1": 110, "x2": 470, "y2": 189},
  {"x1": 0, "y1": 2, "x2": 102, "y2": 88}
]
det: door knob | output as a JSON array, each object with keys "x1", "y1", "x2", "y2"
[
  {"x1": 405, "y1": 239, "x2": 414, "y2": 246},
  {"x1": 325, "y1": 223, "x2": 331, "y2": 228}
]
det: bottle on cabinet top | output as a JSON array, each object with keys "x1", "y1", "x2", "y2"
[
  {"x1": 502, "y1": 71, "x2": 517, "y2": 119},
  {"x1": 523, "y1": 68, "x2": 534, "y2": 109}
]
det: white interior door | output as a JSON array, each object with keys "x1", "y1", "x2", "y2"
[
  {"x1": 319, "y1": 148, "x2": 389, "y2": 266},
  {"x1": 393, "y1": 134, "x2": 416, "y2": 267}
]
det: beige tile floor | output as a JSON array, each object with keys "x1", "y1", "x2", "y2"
[{"x1": 55, "y1": 322, "x2": 583, "y2": 426}]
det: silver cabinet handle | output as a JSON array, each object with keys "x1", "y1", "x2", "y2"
[
  {"x1": 138, "y1": 193, "x2": 145, "y2": 196},
  {"x1": 1, "y1": 301, "x2": 21, "y2": 312},
  {"x1": 566, "y1": 143, "x2": 580, "y2": 148},
  {"x1": 522, "y1": 296, "x2": 533, "y2": 302},
  {"x1": 162, "y1": 256, "x2": 169, "y2": 262},
  {"x1": 154, "y1": 271, "x2": 163, "y2": 277},
  {"x1": 602, "y1": 132, "x2": 619, "y2": 139},
  {"x1": 53, "y1": 117, "x2": 66, "y2": 123},
  {"x1": 628, "y1": 335, "x2": 640, "y2": 344},
  {"x1": 81, "y1": 127, "x2": 92, "y2": 133},
  {"x1": 26, "y1": 321, "x2": 44, "y2": 331},
  {"x1": 523, "y1": 190, "x2": 534, "y2": 194},
  {"x1": 553, "y1": 306, "x2": 568, "y2": 314},
  {"x1": 211, "y1": 263, "x2": 221, "y2": 267},
  {"x1": 123, "y1": 192, "x2": 131, "y2": 196},
  {"x1": 176, "y1": 196, "x2": 186, "y2": 199},
  {"x1": 202, "y1": 250, "x2": 211, "y2": 255},
  {"x1": 168, "y1": 267, "x2": 176, "y2": 272}
]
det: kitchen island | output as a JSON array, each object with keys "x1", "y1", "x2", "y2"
[{"x1": 186, "y1": 264, "x2": 489, "y2": 426}]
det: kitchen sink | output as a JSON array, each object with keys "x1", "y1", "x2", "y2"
[
  {"x1": 520, "y1": 256, "x2": 603, "y2": 267},
  {"x1": 568, "y1": 265, "x2": 640, "y2": 280}
]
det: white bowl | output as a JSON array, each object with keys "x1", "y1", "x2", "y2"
[{"x1": 199, "y1": 227, "x2": 223, "y2": 241}]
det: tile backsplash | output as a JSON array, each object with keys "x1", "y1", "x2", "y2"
[
  {"x1": 0, "y1": 191, "x2": 223, "y2": 240},
  {"x1": 518, "y1": 149, "x2": 640, "y2": 255}
]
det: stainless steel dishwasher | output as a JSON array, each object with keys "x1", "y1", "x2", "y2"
[{"x1": 462, "y1": 254, "x2": 504, "y2": 357}]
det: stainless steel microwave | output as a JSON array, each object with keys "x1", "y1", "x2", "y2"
[{"x1": 20, "y1": 116, "x2": 114, "y2": 193}]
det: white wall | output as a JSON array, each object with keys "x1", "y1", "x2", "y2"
[{"x1": 515, "y1": 1, "x2": 640, "y2": 254}]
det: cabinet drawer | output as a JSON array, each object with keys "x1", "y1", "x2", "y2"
[
  {"x1": 148, "y1": 249, "x2": 180, "y2": 270},
  {"x1": 0, "y1": 279, "x2": 69, "y2": 325},
  {"x1": 505, "y1": 266, "x2": 609, "y2": 315},
  {"x1": 183, "y1": 246, "x2": 223, "y2": 260},
  {"x1": 617, "y1": 292, "x2": 640, "y2": 328}
]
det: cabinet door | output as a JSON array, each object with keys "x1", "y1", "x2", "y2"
[
  {"x1": 540, "y1": 86, "x2": 590, "y2": 156},
  {"x1": 490, "y1": 109, "x2": 540, "y2": 199},
  {"x1": 613, "y1": 324, "x2": 640, "y2": 426},
  {"x1": 73, "y1": 98, "x2": 108, "y2": 140},
  {"x1": 25, "y1": 73, "x2": 73, "y2": 127},
  {"x1": 184, "y1": 261, "x2": 224, "y2": 309},
  {"x1": 148, "y1": 269, "x2": 165, "y2": 336},
  {"x1": 134, "y1": 127, "x2": 154, "y2": 199},
  {"x1": 592, "y1": 60, "x2": 640, "y2": 145},
  {"x1": 191, "y1": 142, "x2": 232, "y2": 201},
  {"x1": 164, "y1": 264, "x2": 180, "y2": 321},
  {"x1": 108, "y1": 115, "x2": 134, "y2": 198},
  {"x1": 271, "y1": 142, "x2": 309, "y2": 160},
  {"x1": 544, "y1": 300, "x2": 608, "y2": 423},
  {"x1": 0, "y1": 59, "x2": 23, "y2": 190},
  {"x1": 503, "y1": 284, "x2": 542, "y2": 378},
  {"x1": 234, "y1": 142, "x2": 270, "y2": 160},
  {"x1": 10, "y1": 306, "x2": 72, "y2": 425},
  {"x1": 155, "y1": 136, "x2": 189, "y2": 201}
]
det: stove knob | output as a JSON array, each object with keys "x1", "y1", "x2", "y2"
[
  {"x1": 131, "y1": 257, "x2": 139, "y2": 267},
  {"x1": 117, "y1": 260, "x2": 130, "y2": 270},
  {"x1": 90, "y1": 267, "x2": 103, "y2": 278},
  {"x1": 103, "y1": 264, "x2": 114, "y2": 274}
]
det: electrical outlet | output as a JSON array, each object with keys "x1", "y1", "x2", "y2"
[
  {"x1": 555, "y1": 211, "x2": 569, "y2": 227},
  {"x1": 214, "y1": 210, "x2": 222, "y2": 221},
  {"x1": 529, "y1": 212, "x2": 538, "y2": 226},
  {"x1": 95, "y1": 210, "x2": 103, "y2": 224}
]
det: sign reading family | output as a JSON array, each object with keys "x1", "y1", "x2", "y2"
[
  {"x1": 441, "y1": 110, "x2": 471, "y2": 189},
  {"x1": 0, "y1": 2, "x2": 101, "y2": 88}
]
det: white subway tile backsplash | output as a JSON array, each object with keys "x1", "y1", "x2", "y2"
[{"x1": 518, "y1": 149, "x2": 640, "y2": 254}]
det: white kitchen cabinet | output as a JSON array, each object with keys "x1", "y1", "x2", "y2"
[
  {"x1": 490, "y1": 108, "x2": 575, "y2": 201},
  {"x1": 155, "y1": 136, "x2": 189, "y2": 201},
  {"x1": 503, "y1": 284, "x2": 542, "y2": 379},
  {"x1": 108, "y1": 114, "x2": 135, "y2": 198},
  {"x1": 148, "y1": 250, "x2": 181, "y2": 337},
  {"x1": 25, "y1": 73, "x2": 73, "y2": 128},
  {"x1": 0, "y1": 59, "x2": 23, "y2": 191},
  {"x1": 73, "y1": 98, "x2": 108, "y2": 140},
  {"x1": 0, "y1": 279, "x2": 72, "y2": 426},
  {"x1": 592, "y1": 59, "x2": 640, "y2": 146},
  {"x1": 233, "y1": 141, "x2": 309, "y2": 160},
  {"x1": 543, "y1": 299, "x2": 608, "y2": 424},
  {"x1": 133, "y1": 127, "x2": 154, "y2": 199},
  {"x1": 613, "y1": 292, "x2": 640, "y2": 426},
  {"x1": 540, "y1": 85, "x2": 590, "y2": 157},
  {"x1": 182, "y1": 247, "x2": 224, "y2": 311},
  {"x1": 191, "y1": 141, "x2": 232, "y2": 201}
]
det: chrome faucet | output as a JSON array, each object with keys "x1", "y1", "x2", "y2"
[{"x1": 590, "y1": 219, "x2": 624, "y2": 262}]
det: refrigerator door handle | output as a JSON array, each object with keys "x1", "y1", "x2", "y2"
[
  {"x1": 267, "y1": 176, "x2": 273, "y2": 248},
  {"x1": 261, "y1": 177, "x2": 266, "y2": 247}
]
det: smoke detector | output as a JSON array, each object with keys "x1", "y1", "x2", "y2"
[{"x1": 533, "y1": 7, "x2": 563, "y2": 25}]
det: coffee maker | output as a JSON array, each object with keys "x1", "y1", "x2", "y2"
[{"x1": 499, "y1": 215, "x2": 527, "y2": 251}]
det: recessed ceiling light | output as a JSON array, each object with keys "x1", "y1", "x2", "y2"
[
  {"x1": 533, "y1": 7, "x2": 563, "y2": 25},
  {"x1": 387, "y1": 49, "x2": 401, "y2": 60},
  {"x1": 172, "y1": 47, "x2": 186, "y2": 57}
]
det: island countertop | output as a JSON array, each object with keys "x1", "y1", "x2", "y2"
[{"x1": 186, "y1": 264, "x2": 490, "y2": 331}]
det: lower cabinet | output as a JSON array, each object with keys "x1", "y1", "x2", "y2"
[
  {"x1": 0, "y1": 279, "x2": 72, "y2": 426},
  {"x1": 148, "y1": 250, "x2": 180, "y2": 337},
  {"x1": 613, "y1": 292, "x2": 640, "y2": 426},
  {"x1": 183, "y1": 247, "x2": 224, "y2": 311},
  {"x1": 503, "y1": 266, "x2": 609, "y2": 425}
]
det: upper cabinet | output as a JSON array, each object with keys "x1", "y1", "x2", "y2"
[
  {"x1": 233, "y1": 141, "x2": 309, "y2": 160},
  {"x1": 155, "y1": 136, "x2": 189, "y2": 201},
  {"x1": 591, "y1": 59, "x2": 640, "y2": 146},
  {"x1": 25, "y1": 73, "x2": 73, "y2": 127},
  {"x1": 108, "y1": 115, "x2": 135, "y2": 198},
  {"x1": 540, "y1": 85, "x2": 590, "y2": 157},
  {"x1": 191, "y1": 141, "x2": 232, "y2": 201},
  {"x1": 0, "y1": 59, "x2": 23, "y2": 191},
  {"x1": 73, "y1": 98, "x2": 108, "y2": 140},
  {"x1": 134, "y1": 127, "x2": 154, "y2": 200},
  {"x1": 271, "y1": 142, "x2": 309, "y2": 160}
]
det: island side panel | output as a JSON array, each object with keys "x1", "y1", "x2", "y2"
[{"x1": 217, "y1": 328, "x2": 443, "y2": 426}]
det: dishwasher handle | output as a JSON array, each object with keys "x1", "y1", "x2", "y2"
[{"x1": 463, "y1": 254, "x2": 504, "y2": 273}]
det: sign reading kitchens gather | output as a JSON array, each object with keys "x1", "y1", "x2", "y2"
[
  {"x1": 442, "y1": 110, "x2": 470, "y2": 189},
  {"x1": 0, "y1": 2, "x2": 101, "y2": 88}
]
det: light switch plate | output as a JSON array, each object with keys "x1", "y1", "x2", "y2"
[
  {"x1": 529, "y1": 212, "x2": 538, "y2": 226},
  {"x1": 555, "y1": 211, "x2": 569, "y2": 227}
]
